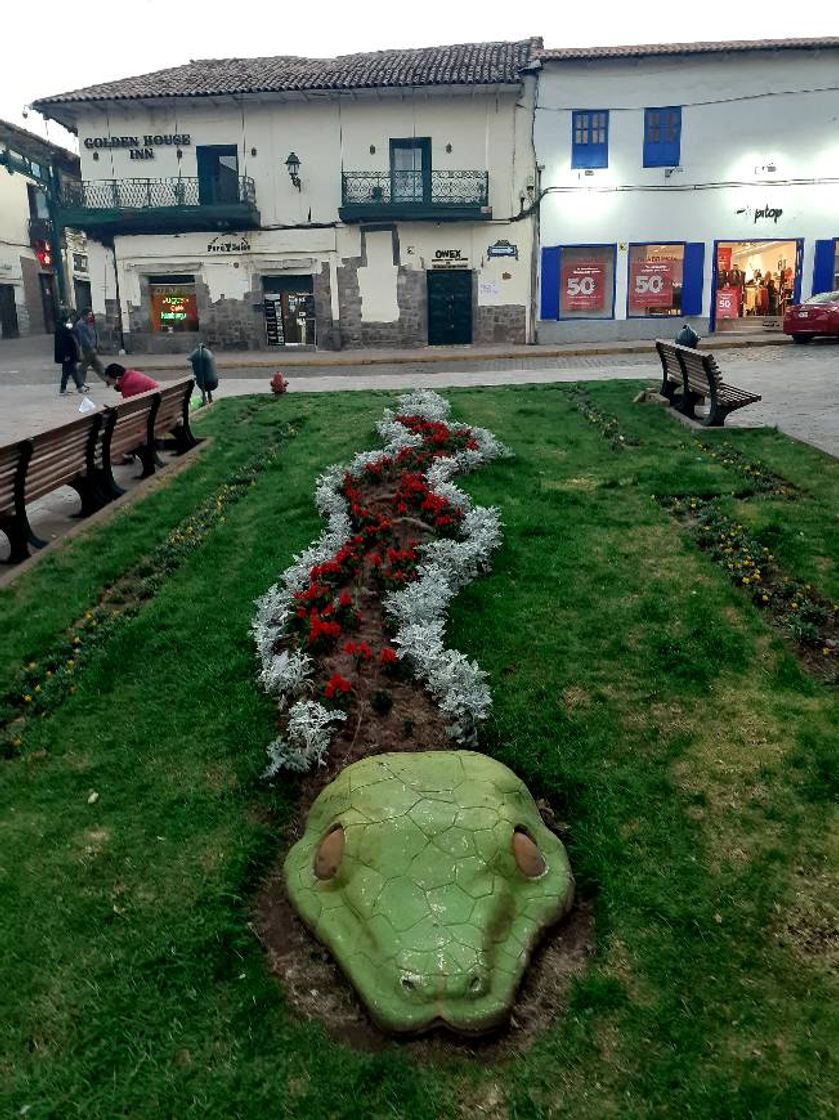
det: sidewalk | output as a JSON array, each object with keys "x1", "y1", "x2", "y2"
[{"x1": 135, "y1": 331, "x2": 790, "y2": 373}]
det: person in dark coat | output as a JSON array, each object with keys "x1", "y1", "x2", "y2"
[
  {"x1": 188, "y1": 342, "x2": 219, "y2": 406},
  {"x1": 54, "y1": 310, "x2": 88, "y2": 395}
]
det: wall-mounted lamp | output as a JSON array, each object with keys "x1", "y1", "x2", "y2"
[{"x1": 285, "y1": 151, "x2": 302, "y2": 190}]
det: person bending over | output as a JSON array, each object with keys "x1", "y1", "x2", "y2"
[{"x1": 104, "y1": 363, "x2": 160, "y2": 397}]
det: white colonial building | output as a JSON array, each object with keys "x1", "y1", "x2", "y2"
[
  {"x1": 33, "y1": 41, "x2": 541, "y2": 352},
  {"x1": 534, "y1": 37, "x2": 839, "y2": 342}
]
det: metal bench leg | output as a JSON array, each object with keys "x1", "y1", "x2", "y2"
[
  {"x1": 704, "y1": 404, "x2": 730, "y2": 428},
  {"x1": 69, "y1": 476, "x2": 107, "y2": 518},
  {"x1": 0, "y1": 514, "x2": 31, "y2": 563},
  {"x1": 678, "y1": 390, "x2": 702, "y2": 420}
]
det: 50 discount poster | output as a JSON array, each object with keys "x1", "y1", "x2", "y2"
[
  {"x1": 629, "y1": 259, "x2": 674, "y2": 311},
  {"x1": 561, "y1": 258, "x2": 606, "y2": 312}
]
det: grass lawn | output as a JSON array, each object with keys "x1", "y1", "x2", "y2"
[{"x1": 0, "y1": 385, "x2": 837, "y2": 1119}]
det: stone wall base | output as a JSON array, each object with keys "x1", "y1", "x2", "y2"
[{"x1": 537, "y1": 316, "x2": 709, "y2": 345}]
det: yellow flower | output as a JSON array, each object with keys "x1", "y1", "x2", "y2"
[
  {"x1": 26, "y1": 661, "x2": 37, "y2": 671},
  {"x1": 823, "y1": 647, "x2": 832, "y2": 656},
  {"x1": 23, "y1": 694, "x2": 32, "y2": 703},
  {"x1": 73, "y1": 637, "x2": 81, "y2": 646},
  {"x1": 790, "y1": 602, "x2": 798, "y2": 610},
  {"x1": 761, "y1": 594, "x2": 769, "y2": 603},
  {"x1": 34, "y1": 685, "x2": 41, "y2": 693},
  {"x1": 66, "y1": 659, "x2": 75, "y2": 669},
  {"x1": 741, "y1": 576, "x2": 750, "y2": 585}
]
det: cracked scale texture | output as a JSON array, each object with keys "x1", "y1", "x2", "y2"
[{"x1": 284, "y1": 750, "x2": 575, "y2": 1034}]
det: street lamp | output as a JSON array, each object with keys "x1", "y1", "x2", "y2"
[{"x1": 285, "y1": 151, "x2": 301, "y2": 190}]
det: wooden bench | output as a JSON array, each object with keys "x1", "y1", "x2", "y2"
[
  {"x1": 0, "y1": 412, "x2": 105, "y2": 563},
  {"x1": 654, "y1": 339, "x2": 761, "y2": 427},
  {"x1": 100, "y1": 377, "x2": 196, "y2": 497},
  {"x1": 1, "y1": 377, "x2": 198, "y2": 563}
]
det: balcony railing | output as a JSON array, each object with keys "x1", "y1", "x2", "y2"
[
  {"x1": 57, "y1": 176, "x2": 259, "y2": 233},
  {"x1": 340, "y1": 170, "x2": 490, "y2": 221}
]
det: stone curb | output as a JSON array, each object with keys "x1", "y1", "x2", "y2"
[{"x1": 141, "y1": 334, "x2": 790, "y2": 373}]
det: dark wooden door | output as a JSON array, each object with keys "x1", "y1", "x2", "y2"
[
  {"x1": 0, "y1": 285, "x2": 19, "y2": 338},
  {"x1": 427, "y1": 269, "x2": 472, "y2": 345},
  {"x1": 196, "y1": 145, "x2": 239, "y2": 204}
]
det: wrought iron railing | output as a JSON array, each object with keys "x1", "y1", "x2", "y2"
[
  {"x1": 341, "y1": 170, "x2": 489, "y2": 207},
  {"x1": 59, "y1": 176, "x2": 257, "y2": 210}
]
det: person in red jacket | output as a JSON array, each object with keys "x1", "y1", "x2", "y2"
[{"x1": 104, "y1": 363, "x2": 160, "y2": 397}]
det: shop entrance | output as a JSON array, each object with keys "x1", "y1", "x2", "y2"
[
  {"x1": 427, "y1": 270, "x2": 472, "y2": 345},
  {"x1": 0, "y1": 285, "x2": 19, "y2": 338},
  {"x1": 148, "y1": 275, "x2": 199, "y2": 333},
  {"x1": 262, "y1": 276, "x2": 315, "y2": 346},
  {"x1": 712, "y1": 240, "x2": 801, "y2": 331}
]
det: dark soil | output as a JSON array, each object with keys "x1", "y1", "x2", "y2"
[{"x1": 254, "y1": 866, "x2": 593, "y2": 1060}]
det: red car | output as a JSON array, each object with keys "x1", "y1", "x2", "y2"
[{"x1": 784, "y1": 290, "x2": 839, "y2": 342}]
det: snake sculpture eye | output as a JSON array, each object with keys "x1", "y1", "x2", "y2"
[
  {"x1": 511, "y1": 827, "x2": 547, "y2": 878},
  {"x1": 314, "y1": 825, "x2": 345, "y2": 880}
]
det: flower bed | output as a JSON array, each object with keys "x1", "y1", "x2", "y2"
[
  {"x1": 253, "y1": 390, "x2": 511, "y2": 774},
  {"x1": 661, "y1": 495, "x2": 839, "y2": 679}
]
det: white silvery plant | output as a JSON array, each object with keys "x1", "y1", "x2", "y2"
[
  {"x1": 259, "y1": 648, "x2": 314, "y2": 704},
  {"x1": 394, "y1": 388, "x2": 452, "y2": 421},
  {"x1": 254, "y1": 388, "x2": 512, "y2": 773},
  {"x1": 263, "y1": 701, "x2": 347, "y2": 776}
]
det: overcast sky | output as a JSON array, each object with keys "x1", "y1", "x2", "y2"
[{"x1": 4, "y1": 0, "x2": 837, "y2": 152}]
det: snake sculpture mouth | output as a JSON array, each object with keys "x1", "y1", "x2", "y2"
[{"x1": 254, "y1": 390, "x2": 575, "y2": 1035}]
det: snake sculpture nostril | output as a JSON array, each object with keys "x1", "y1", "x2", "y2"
[{"x1": 257, "y1": 391, "x2": 575, "y2": 1034}]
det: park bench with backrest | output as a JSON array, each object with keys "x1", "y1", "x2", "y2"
[
  {"x1": 99, "y1": 377, "x2": 196, "y2": 497},
  {"x1": 654, "y1": 340, "x2": 761, "y2": 427},
  {"x1": 1, "y1": 377, "x2": 197, "y2": 563},
  {"x1": 0, "y1": 411, "x2": 105, "y2": 563}
]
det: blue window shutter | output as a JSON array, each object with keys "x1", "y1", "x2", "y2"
[
  {"x1": 540, "y1": 247, "x2": 561, "y2": 319},
  {"x1": 644, "y1": 107, "x2": 681, "y2": 167},
  {"x1": 812, "y1": 239, "x2": 836, "y2": 295},
  {"x1": 572, "y1": 110, "x2": 609, "y2": 169},
  {"x1": 681, "y1": 242, "x2": 705, "y2": 316}
]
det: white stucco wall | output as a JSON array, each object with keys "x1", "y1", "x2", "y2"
[
  {"x1": 535, "y1": 49, "x2": 839, "y2": 336},
  {"x1": 66, "y1": 82, "x2": 537, "y2": 344}
]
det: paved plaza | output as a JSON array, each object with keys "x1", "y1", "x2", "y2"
[{"x1": 2, "y1": 336, "x2": 837, "y2": 566}]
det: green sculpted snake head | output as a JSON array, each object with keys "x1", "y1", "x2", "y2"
[{"x1": 285, "y1": 751, "x2": 575, "y2": 1034}]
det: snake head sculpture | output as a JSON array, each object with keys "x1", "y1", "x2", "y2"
[{"x1": 285, "y1": 751, "x2": 575, "y2": 1034}]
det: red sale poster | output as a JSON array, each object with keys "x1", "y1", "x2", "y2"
[
  {"x1": 717, "y1": 246, "x2": 732, "y2": 272},
  {"x1": 715, "y1": 286, "x2": 741, "y2": 319},
  {"x1": 629, "y1": 259, "x2": 674, "y2": 311},
  {"x1": 561, "y1": 260, "x2": 605, "y2": 312}
]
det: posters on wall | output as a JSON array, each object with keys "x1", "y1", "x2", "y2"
[
  {"x1": 628, "y1": 258, "x2": 674, "y2": 310},
  {"x1": 560, "y1": 259, "x2": 605, "y2": 312}
]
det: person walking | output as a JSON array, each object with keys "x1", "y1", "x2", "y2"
[
  {"x1": 73, "y1": 310, "x2": 106, "y2": 383},
  {"x1": 187, "y1": 342, "x2": 219, "y2": 406},
  {"x1": 54, "y1": 309, "x2": 89, "y2": 395}
]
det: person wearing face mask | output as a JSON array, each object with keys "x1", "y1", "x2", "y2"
[{"x1": 54, "y1": 309, "x2": 89, "y2": 395}]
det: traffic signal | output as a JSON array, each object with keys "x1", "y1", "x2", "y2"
[{"x1": 34, "y1": 240, "x2": 52, "y2": 268}]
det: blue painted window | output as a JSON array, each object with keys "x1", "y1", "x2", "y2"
[
  {"x1": 643, "y1": 107, "x2": 681, "y2": 167},
  {"x1": 572, "y1": 111, "x2": 609, "y2": 169}
]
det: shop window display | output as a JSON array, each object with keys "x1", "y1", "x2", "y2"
[
  {"x1": 715, "y1": 242, "x2": 797, "y2": 321},
  {"x1": 627, "y1": 243, "x2": 684, "y2": 317},
  {"x1": 558, "y1": 245, "x2": 615, "y2": 319}
]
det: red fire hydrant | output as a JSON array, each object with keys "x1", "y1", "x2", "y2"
[{"x1": 270, "y1": 372, "x2": 289, "y2": 395}]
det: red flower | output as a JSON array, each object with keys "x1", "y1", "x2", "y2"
[
  {"x1": 344, "y1": 641, "x2": 357, "y2": 655},
  {"x1": 324, "y1": 673, "x2": 352, "y2": 700},
  {"x1": 380, "y1": 647, "x2": 398, "y2": 666},
  {"x1": 339, "y1": 590, "x2": 353, "y2": 608}
]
